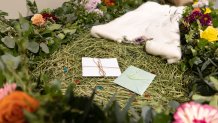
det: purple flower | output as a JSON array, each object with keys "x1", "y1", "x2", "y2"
[
  {"x1": 84, "y1": 0, "x2": 103, "y2": 16},
  {"x1": 42, "y1": 13, "x2": 58, "y2": 22},
  {"x1": 134, "y1": 36, "x2": 148, "y2": 45},
  {"x1": 186, "y1": 11, "x2": 203, "y2": 23},
  {"x1": 200, "y1": 14, "x2": 212, "y2": 26}
]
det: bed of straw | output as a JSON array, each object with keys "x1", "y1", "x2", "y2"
[{"x1": 32, "y1": 31, "x2": 192, "y2": 111}]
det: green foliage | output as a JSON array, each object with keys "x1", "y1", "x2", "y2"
[
  {"x1": 1, "y1": 0, "x2": 217, "y2": 122},
  {"x1": 26, "y1": 0, "x2": 38, "y2": 14},
  {"x1": 24, "y1": 82, "x2": 176, "y2": 123},
  {"x1": 0, "y1": 10, "x2": 8, "y2": 17},
  {"x1": 180, "y1": 3, "x2": 218, "y2": 106}
]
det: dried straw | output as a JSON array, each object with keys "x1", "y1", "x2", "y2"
[{"x1": 32, "y1": 31, "x2": 192, "y2": 111}]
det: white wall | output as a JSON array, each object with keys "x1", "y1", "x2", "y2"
[
  {"x1": 215, "y1": 0, "x2": 218, "y2": 9},
  {"x1": 0, "y1": 0, "x2": 69, "y2": 19},
  {"x1": 0, "y1": 0, "x2": 218, "y2": 19}
]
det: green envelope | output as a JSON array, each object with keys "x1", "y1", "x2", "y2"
[{"x1": 114, "y1": 66, "x2": 156, "y2": 95}]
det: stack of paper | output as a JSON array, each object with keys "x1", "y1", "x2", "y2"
[
  {"x1": 114, "y1": 66, "x2": 156, "y2": 95},
  {"x1": 82, "y1": 57, "x2": 121, "y2": 77}
]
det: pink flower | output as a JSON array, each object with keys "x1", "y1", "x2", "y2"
[
  {"x1": 84, "y1": 0, "x2": 103, "y2": 15},
  {"x1": 174, "y1": 102, "x2": 218, "y2": 123},
  {"x1": 0, "y1": 83, "x2": 16, "y2": 100},
  {"x1": 84, "y1": 0, "x2": 101, "y2": 12}
]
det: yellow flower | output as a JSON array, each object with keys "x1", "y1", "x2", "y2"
[
  {"x1": 204, "y1": 8, "x2": 211, "y2": 14},
  {"x1": 200, "y1": 26, "x2": 218, "y2": 42},
  {"x1": 193, "y1": 1, "x2": 198, "y2": 5},
  {"x1": 192, "y1": 1, "x2": 198, "y2": 6}
]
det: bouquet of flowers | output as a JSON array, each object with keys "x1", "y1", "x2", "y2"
[
  {"x1": 180, "y1": 0, "x2": 218, "y2": 68},
  {"x1": 180, "y1": 0, "x2": 218, "y2": 107},
  {"x1": 0, "y1": 0, "x2": 218, "y2": 123}
]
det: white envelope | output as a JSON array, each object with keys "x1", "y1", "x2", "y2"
[{"x1": 82, "y1": 57, "x2": 121, "y2": 77}]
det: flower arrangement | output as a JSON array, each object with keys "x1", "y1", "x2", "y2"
[
  {"x1": 82, "y1": 0, "x2": 143, "y2": 20},
  {"x1": 1, "y1": 82, "x2": 218, "y2": 123},
  {"x1": 180, "y1": 0, "x2": 218, "y2": 109},
  {"x1": 0, "y1": 0, "x2": 218, "y2": 123}
]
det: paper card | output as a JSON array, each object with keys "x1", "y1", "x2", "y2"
[
  {"x1": 82, "y1": 57, "x2": 121, "y2": 77},
  {"x1": 114, "y1": 66, "x2": 156, "y2": 95}
]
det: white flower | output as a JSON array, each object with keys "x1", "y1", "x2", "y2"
[{"x1": 192, "y1": 0, "x2": 209, "y2": 8}]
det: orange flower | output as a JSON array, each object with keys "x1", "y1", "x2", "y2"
[
  {"x1": 31, "y1": 14, "x2": 45, "y2": 26},
  {"x1": 0, "y1": 91, "x2": 39, "y2": 123},
  {"x1": 193, "y1": 8, "x2": 201, "y2": 12},
  {"x1": 102, "y1": 0, "x2": 115, "y2": 6}
]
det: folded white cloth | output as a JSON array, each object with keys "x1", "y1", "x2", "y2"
[{"x1": 91, "y1": 2, "x2": 185, "y2": 63}]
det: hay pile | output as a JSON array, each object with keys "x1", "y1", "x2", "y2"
[{"x1": 32, "y1": 31, "x2": 191, "y2": 110}]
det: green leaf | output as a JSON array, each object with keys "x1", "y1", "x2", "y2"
[
  {"x1": 0, "y1": 10, "x2": 8, "y2": 16},
  {"x1": 153, "y1": 113, "x2": 171, "y2": 123},
  {"x1": 209, "y1": 95, "x2": 218, "y2": 108},
  {"x1": 215, "y1": 48, "x2": 218, "y2": 57},
  {"x1": 63, "y1": 28, "x2": 76, "y2": 35},
  {"x1": 1, "y1": 36, "x2": 15, "y2": 48},
  {"x1": 191, "y1": 48, "x2": 197, "y2": 56},
  {"x1": 49, "y1": 79, "x2": 62, "y2": 95},
  {"x1": 19, "y1": 15, "x2": 32, "y2": 36},
  {"x1": 57, "y1": 33, "x2": 65, "y2": 40},
  {"x1": 47, "y1": 39, "x2": 54, "y2": 46},
  {"x1": 64, "y1": 84, "x2": 75, "y2": 103},
  {"x1": 122, "y1": 95, "x2": 135, "y2": 113},
  {"x1": 26, "y1": 0, "x2": 38, "y2": 14},
  {"x1": 27, "y1": 41, "x2": 39, "y2": 53},
  {"x1": 180, "y1": 62, "x2": 187, "y2": 71},
  {"x1": 141, "y1": 106, "x2": 154, "y2": 123},
  {"x1": 40, "y1": 42, "x2": 49, "y2": 54},
  {"x1": 103, "y1": 94, "x2": 116, "y2": 111},
  {"x1": 201, "y1": 59, "x2": 211, "y2": 71},
  {"x1": 0, "y1": 61, "x2": 4, "y2": 70},
  {"x1": 23, "y1": 110, "x2": 38, "y2": 122},
  {"x1": 197, "y1": 39, "x2": 208, "y2": 49},
  {"x1": 114, "y1": 101, "x2": 124, "y2": 123},
  {"x1": 48, "y1": 24, "x2": 62, "y2": 31},
  {"x1": 189, "y1": 57, "x2": 202, "y2": 67},
  {"x1": 168, "y1": 100, "x2": 180, "y2": 111},
  {"x1": 0, "y1": 71, "x2": 5, "y2": 86},
  {"x1": 1, "y1": 54, "x2": 21, "y2": 69},
  {"x1": 21, "y1": 22, "x2": 30, "y2": 32},
  {"x1": 192, "y1": 94, "x2": 212, "y2": 102},
  {"x1": 209, "y1": 76, "x2": 218, "y2": 91}
]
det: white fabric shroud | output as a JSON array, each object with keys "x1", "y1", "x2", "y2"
[{"x1": 91, "y1": 2, "x2": 185, "y2": 63}]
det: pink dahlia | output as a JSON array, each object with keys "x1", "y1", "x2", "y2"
[
  {"x1": 174, "y1": 102, "x2": 218, "y2": 123},
  {"x1": 0, "y1": 83, "x2": 16, "y2": 100}
]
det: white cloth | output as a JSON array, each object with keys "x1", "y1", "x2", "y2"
[{"x1": 91, "y1": 2, "x2": 185, "y2": 63}]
